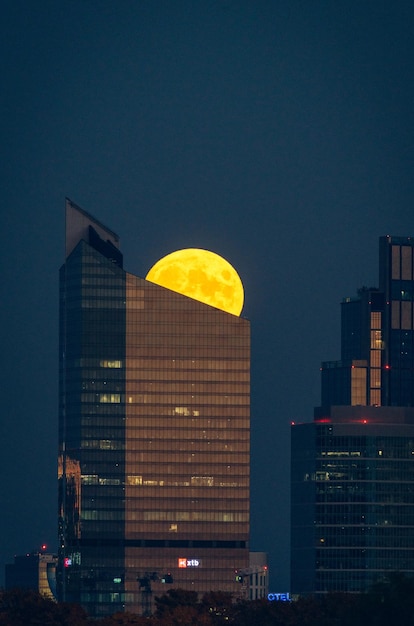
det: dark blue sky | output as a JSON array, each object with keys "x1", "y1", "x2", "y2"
[{"x1": 1, "y1": 0, "x2": 414, "y2": 589}]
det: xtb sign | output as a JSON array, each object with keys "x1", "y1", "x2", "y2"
[{"x1": 178, "y1": 558, "x2": 201, "y2": 568}]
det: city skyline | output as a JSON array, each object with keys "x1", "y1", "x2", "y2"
[{"x1": 2, "y1": 2, "x2": 414, "y2": 592}]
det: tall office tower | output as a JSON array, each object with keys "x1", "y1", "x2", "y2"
[
  {"x1": 291, "y1": 236, "x2": 414, "y2": 596},
  {"x1": 58, "y1": 200, "x2": 250, "y2": 617}
]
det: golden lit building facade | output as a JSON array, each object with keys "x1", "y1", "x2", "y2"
[{"x1": 58, "y1": 200, "x2": 250, "y2": 616}]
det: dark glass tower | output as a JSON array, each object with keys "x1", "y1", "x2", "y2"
[
  {"x1": 58, "y1": 200, "x2": 250, "y2": 616},
  {"x1": 291, "y1": 236, "x2": 414, "y2": 596},
  {"x1": 320, "y1": 236, "x2": 414, "y2": 409}
]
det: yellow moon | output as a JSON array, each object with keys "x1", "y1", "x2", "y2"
[{"x1": 145, "y1": 248, "x2": 244, "y2": 316}]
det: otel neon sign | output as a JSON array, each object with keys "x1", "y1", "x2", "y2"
[{"x1": 268, "y1": 592, "x2": 291, "y2": 602}]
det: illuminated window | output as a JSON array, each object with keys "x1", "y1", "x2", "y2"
[
  {"x1": 191, "y1": 476, "x2": 214, "y2": 486},
  {"x1": 99, "y1": 393, "x2": 121, "y2": 403},
  {"x1": 370, "y1": 350, "x2": 381, "y2": 367},
  {"x1": 371, "y1": 389, "x2": 381, "y2": 405},
  {"x1": 174, "y1": 407, "x2": 191, "y2": 416},
  {"x1": 81, "y1": 474, "x2": 99, "y2": 484},
  {"x1": 315, "y1": 471, "x2": 330, "y2": 481},
  {"x1": 371, "y1": 369, "x2": 381, "y2": 388},
  {"x1": 127, "y1": 475, "x2": 143, "y2": 485},
  {"x1": 370, "y1": 330, "x2": 382, "y2": 349},
  {"x1": 100, "y1": 360, "x2": 122, "y2": 368},
  {"x1": 99, "y1": 478, "x2": 120, "y2": 485}
]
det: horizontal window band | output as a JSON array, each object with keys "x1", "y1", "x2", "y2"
[{"x1": 74, "y1": 538, "x2": 247, "y2": 549}]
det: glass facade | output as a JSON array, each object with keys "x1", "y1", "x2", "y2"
[
  {"x1": 292, "y1": 235, "x2": 414, "y2": 596},
  {"x1": 58, "y1": 200, "x2": 250, "y2": 616},
  {"x1": 291, "y1": 421, "x2": 414, "y2": 595},
  {"x1": 321, "y1": 288, "x2": 384, "y2": 409},
  {"x1": 319, "y1": 239, "x2": 414, "y2": 412},
  {"x1": 380, "y1": 237, "x2": 414, "y2": 406}
]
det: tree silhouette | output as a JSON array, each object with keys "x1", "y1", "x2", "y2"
[{"x1": 0, "y1": 587, "x2": 90, "y2": 626}]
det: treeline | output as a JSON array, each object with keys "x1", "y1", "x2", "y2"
[{"x1": 2, "y1": 573, "x2": 414, "y2": 626}]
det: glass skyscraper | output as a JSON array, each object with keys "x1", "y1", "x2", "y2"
[
  {"x1": 291, "y1": 236, "x2": 414, "y2": 595},
  {"x1": 58, "y1": 199, "x2": 250, "y2": 616}
]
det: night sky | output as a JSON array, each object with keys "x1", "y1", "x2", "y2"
[{"x1": 1, "y1": 1, "x2": 414, "y2": 590}]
